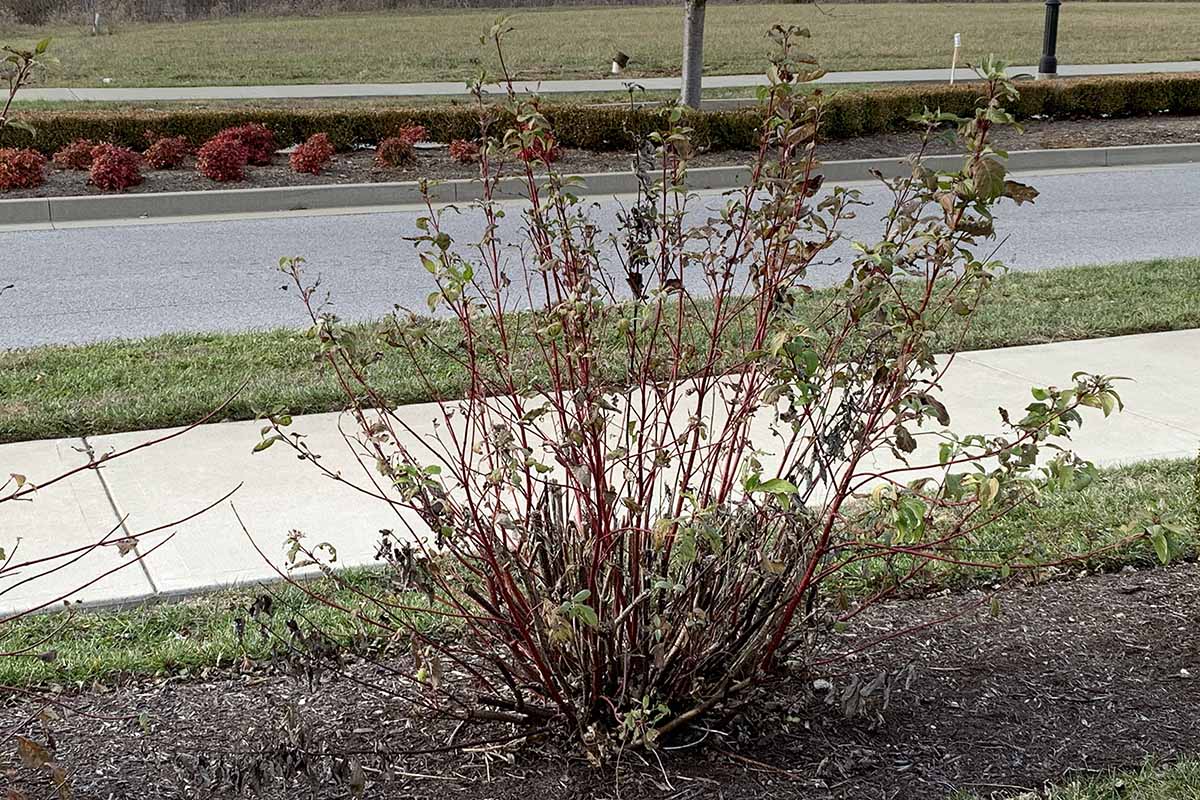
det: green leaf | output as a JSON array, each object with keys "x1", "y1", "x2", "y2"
[
  {"x1": 252, "y1": 435, "x2": 282, "y2": 453},
  {"x1": 754, "y1": 478, "x2": 797, "y2": 495},
  {"x1": 571, "y1": 603, "x2": 599, "y2": 628},
  {"x1": 1149, "y1": 527, "x2": 1170, "y2": 565},
  {"x1": 751, "y1": 477, "x2": 798, "y2": 510}
]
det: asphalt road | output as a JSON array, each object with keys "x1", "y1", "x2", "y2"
[{"x1": 3, "y1": 163, "x2": 1198, "y2": 349}]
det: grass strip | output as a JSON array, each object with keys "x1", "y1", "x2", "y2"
[
  {"x1": 954, "y1": 758, "x2": 1200, "y2": 799},
  {"x1": 0, "y1": 456, "x2": 1194, "y2": 686},
  {"x1": 1, "y1": 257, "x2": 1198, "y2": 445}
]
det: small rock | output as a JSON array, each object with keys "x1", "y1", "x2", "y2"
[
  {"x1": 812, "y1": 679, "x2": 833, "y2": 692},
  {"x1": 1181, "y1": 669, "x2": 1193, "y2": 679}
]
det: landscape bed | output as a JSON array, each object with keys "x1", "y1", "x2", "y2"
[
  {"x1": 4, "y1": 72, "x2": 1200, "y2": 156},
  {"x1": 4, "y1": 114, "x2": 1200, "y2": 199},
  {"x1": 1, "y1": 559, "x2": 1198, "y2": 797}
]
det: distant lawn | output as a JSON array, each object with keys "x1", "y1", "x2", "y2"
[
  {"x1": 3, "y1": 2, "x2": 1200, "y2": 87},
  {"x1": 1, "y1": 257, "x2": 1198, "y2": 445}
]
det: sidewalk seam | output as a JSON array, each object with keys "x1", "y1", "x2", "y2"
[{"x1": 79, "y1": 435, "x2": 160, "y2": 596}]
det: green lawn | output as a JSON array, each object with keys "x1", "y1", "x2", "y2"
[
  {"x1": 956, "y1": 759, "x2": 1200, "y2": 799},
  {"x1": 1, "y1": 257, "x2": 1198, "y2": 445},
  {"x1": 1051, "y1": 761, "x2": 1200, "y2": 799},
  {"x1": 3, "y1": 2, "x2": 1200, "y2": 87}
]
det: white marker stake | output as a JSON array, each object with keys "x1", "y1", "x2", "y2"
[{"x1": 950, "y1": 33, "x2": 962, "y2": 85}]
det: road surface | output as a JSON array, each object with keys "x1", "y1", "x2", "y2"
[{"x1": 2, "y1": 163, "x2": 1197, "y2": 348}]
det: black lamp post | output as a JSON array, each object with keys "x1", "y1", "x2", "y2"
[{"x1": 1039, "y1": 0, "x2": 1062, "y2": 78}]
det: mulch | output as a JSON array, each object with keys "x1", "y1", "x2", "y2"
[
  {"x1": 2, "y1": 561, "x2": 1198, "y2": 799},
  {"x1": 5, "y1": 113, "x2": 1200, "y2": 200}
]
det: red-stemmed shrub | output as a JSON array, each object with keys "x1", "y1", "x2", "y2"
[
  {"x1": 374, "y1": 136, "x2": 416, "y2": 169},
  {"x1": 289, "y1": 132, "x2": 334, "y2": 175},
  {"x1": 263, "y1": 41, "x2": 1138, "y2": 756},
  {"x1": 214, "y1": 123, "x2": 277, "y2": 166},
  {"x1": 51, "y1": 138, "x2": 97, "y2": 170},
  {"x1": 88, "y1": 144, "x2": 143, "y2": 191},
  {"x1": 196, "y1": 136, "x2": 249, "y2": 182},
  {"x1": 143, "y1": 135, "x2": 191, "y2": 170},
  {"x1": 0, "y1": 147, "x2": 46, "y2": 190},
  {"x1": 448, "y1": 138, "x2": 480, "y2": 163}
]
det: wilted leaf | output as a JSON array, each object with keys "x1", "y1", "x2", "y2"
[
  {"x1": 348, "y1": 757, "x2": 366, "y2": 798},
  {"x1": 48, "y1": 762, "x2": 69, "y2": 799},
  {"x1": 16, "y1": 736, "x2": 52, "y2": 770},
  {"x1": 970, "y1": 157, "x2": 1007, "y2": 200},
  {"x1": 977, "y1": 477, "x2": 1000, "y2": 508},
  {"x1": 1002, "y1": 180, "x2": 1039, "y2": 205}
]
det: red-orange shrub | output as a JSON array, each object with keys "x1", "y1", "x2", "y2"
[
  {"x1": 395, "y1": 124, "x2": 426, "y2": 145},
  {"x1": 448, "y1": 138, "x2": 480, "y2": 163},
  {"x1": 374, "y1": 136, "x2": 416, "y2": 169},
  {"x1": 52, "y1": 138, "x2": 97, "y2": 170},
  {"x1": 143, "y1": 135, "x2": 191, "y2": 169},
  {"x1": 289, "y1": 132, "x2": 334, "y2": 175},
  {"x1": 0, "y1": 147, "x2": 46, "y2": 190},
  {"x1": 196, "y1": 136, "x2": 249, "y2": 182},
  {"x1": 214, "y1": 123, "x2": 276, "y2": 166},
  {"x1": 88, "y1": 144, "x2": 143, "y2": 191}
]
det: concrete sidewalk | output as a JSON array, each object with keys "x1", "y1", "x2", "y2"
[
  {"x1": 2, "y1": 329, "x2": 1198, "y2": 616},
  {"x1": 20, "y1": 61, "x2": 1200, "y2": 103}
]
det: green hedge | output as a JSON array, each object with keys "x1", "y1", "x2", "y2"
[{"x1": 4, "y1": 73, "x2": 1200, "y2": 155}]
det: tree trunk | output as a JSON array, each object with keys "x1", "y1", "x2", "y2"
[{"x1": 680, "y1": 0, "x2": 707, "y2": 109}]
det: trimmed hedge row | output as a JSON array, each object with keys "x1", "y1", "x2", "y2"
[{"x1": 5, "y1": 73, "x2": 1200, "y2": 155}]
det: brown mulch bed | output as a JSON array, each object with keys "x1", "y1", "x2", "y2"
[
  {"x1": 2, "y1": 562, "x2": 1198, "y2": 799},
  {"x1": 6, "y1": 114, "x2": 1200, "y2": 200}
]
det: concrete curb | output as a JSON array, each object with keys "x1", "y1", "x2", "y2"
[{"x1": 2, "y1": 142, "x2": 1198, "y2": 227}]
